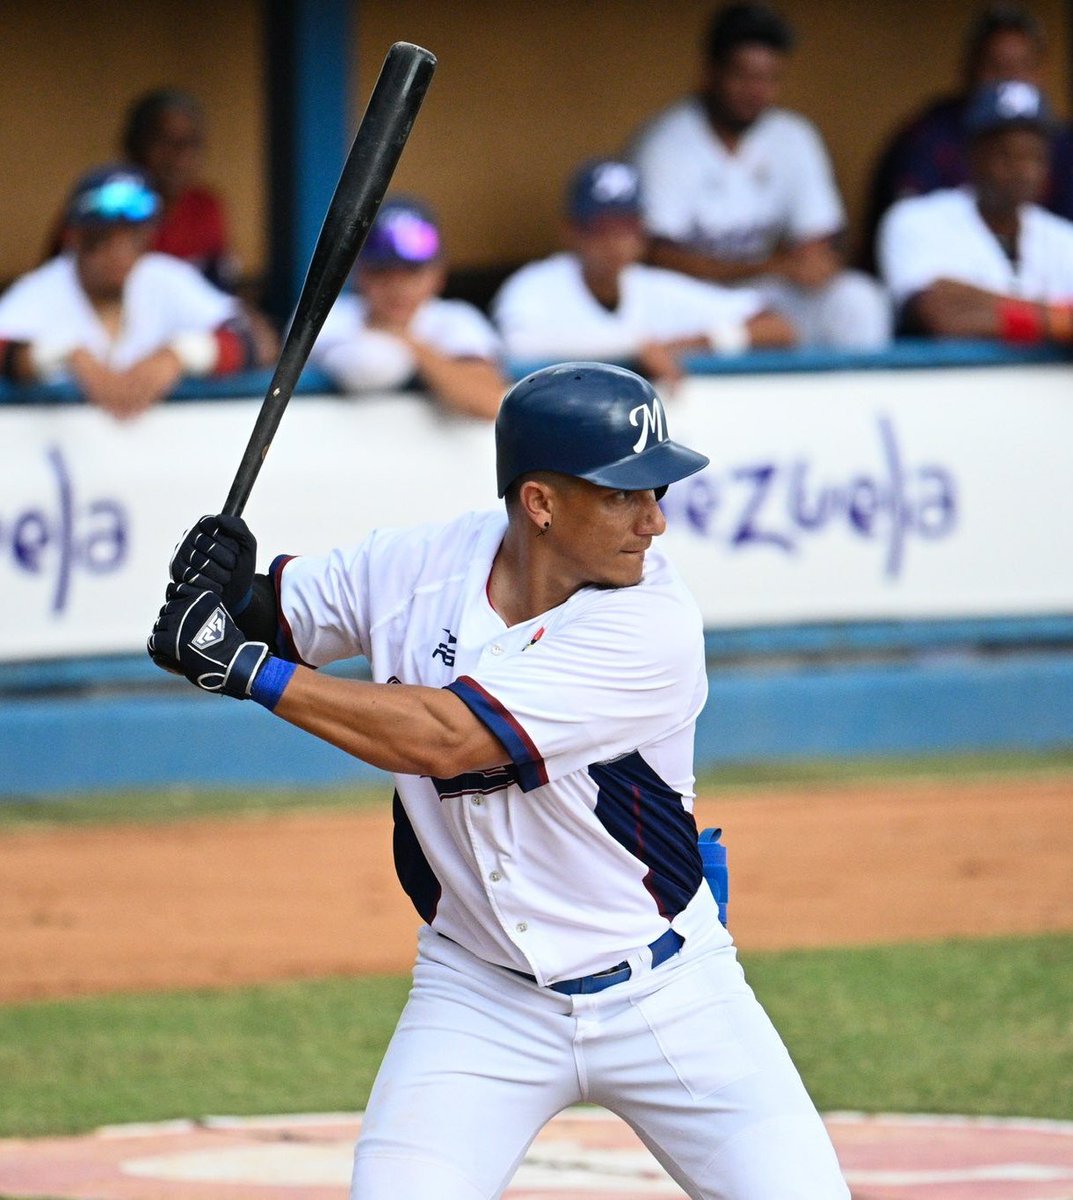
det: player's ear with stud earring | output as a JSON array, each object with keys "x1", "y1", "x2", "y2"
[{"x1": 536, "y1": 520, "x2": 551, "y2": 538}]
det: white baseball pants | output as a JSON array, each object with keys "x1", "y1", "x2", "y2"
[{"x1": 351, "y1": 922, "x2": 849, "y2": 1199}]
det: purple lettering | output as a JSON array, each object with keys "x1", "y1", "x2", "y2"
[
  {"x1": 2, "y1": 445, "x2": 129, "y2": 613},
  {"x1": 664, "y1": 415, "x2": 959, "y2": 579},
  {"x1": 911, "y1": 467, "x2": 958, "y2": 538},
  {"x1": 847, "y1": 476, "x2": 884, "y2": 536},
  {"x1": 683, "y1": 473, "x2": 720, "y2": 537},
  {"x1": 730, "y1": 464, "x2": 794, "y2": 552},
  {"x1": 81, "y1": 500, "x2": 127, "y2": 573}
]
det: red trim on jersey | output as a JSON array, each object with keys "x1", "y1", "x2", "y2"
[
  {"x1": 451, "y1": 674, "x2": 549, "y2": 789},
  {"x1": 268, "y1": 554, "x2": 313, "y2": 668}
]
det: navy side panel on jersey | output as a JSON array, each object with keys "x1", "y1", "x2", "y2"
[
  {"x1": 392, "y1": 791, "x2": 442, "y2": 923},
  {"x1": 588, "y1": 752, "x2": 702, "y2": 919}
]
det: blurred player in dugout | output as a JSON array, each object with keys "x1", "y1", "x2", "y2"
[
  {"x1": 861, "y1": 3, "x2": 1073, "y2": 269},
  {"x1": 876, "y1": 80, "x2": 1073, "y2": 346},
  {"x1": 0, "y1": 164, "x2": 257, "y2": 420},
  {"x1": 310, "y1": 196, "x2": 508, "y2": 421},
  {"x1": 41, "y1": 87, "x2": 279, "y2": 367},
  {"x1": 492, "y1": 157, "x2": 796, "y2": 385},
  {"x1": 629, "y1": 1, "x2": 892, "y2": 350}
]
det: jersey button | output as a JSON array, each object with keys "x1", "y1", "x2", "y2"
[
  {"x1": 471, "y1": 796, "x2": 483, "y2": 806},
  {"x1": 489, "y1": 871, "x2": 502, "y2": 882},
  {"x1": 516, "y1": 921, "x2": 528, "y2": 933},
  {"x1": 490, "y1": 644, "x2": 503, "y2": 655}
]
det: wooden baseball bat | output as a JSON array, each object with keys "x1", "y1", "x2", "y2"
[{"x1": 222, "y1": 41, "x2": 437, "y2": 518}]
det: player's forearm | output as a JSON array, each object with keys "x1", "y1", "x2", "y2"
[
  {"x1": 905, "y1": 279, "x2": 998, "y2": 336},
  {"x1": 744, "y1": 310, "x2": 798, "y2": 347},
  {"x1": 138, "y1": 346, "x2": 187, "y2": 390},
  {"x1": 407, "y1": 344, "x2": 507, "y2": 420},
  {"x1": 67, "y1": 350, "x2": 134, "y2": 417},
  {"x1": 271, "y1": 665, "x2": 507, "y2": 776},
  {"x1": 149, "y1": 577, "x2": 507, "y2": 776},
  {"x1": 5, "y1": 339, "x2": 94, "y2": 384},
  {"x1": 906, "y1": 279, "x2": 1072, "y2": 341}
]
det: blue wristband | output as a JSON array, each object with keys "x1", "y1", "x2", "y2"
[{"x1": 250, "y1": 655, "x2": 297, "y2": 711}]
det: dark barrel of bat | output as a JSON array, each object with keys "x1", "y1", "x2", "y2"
[{"x1": 223, "y1": 41, "x2": 437, "y2": 517}]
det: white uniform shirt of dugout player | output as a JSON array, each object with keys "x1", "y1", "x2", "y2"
[
  {"x1": 307, "y1": 195, "x2": 507, "y2": 421},
  {"x1": 628, "y1": 2, "x2": 892, "y2": 350}
]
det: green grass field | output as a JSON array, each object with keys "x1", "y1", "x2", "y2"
[
  {"x1": 1, "y1": 933, "x2": 1070, "y2": 1138},
  {"x1": 1, "y1": 752, "x2": 1071, "y2": 1141}
]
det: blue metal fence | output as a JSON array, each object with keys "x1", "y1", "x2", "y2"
[{"x1": 4, "y1": 617, "x2": 1073, "y2": 798}]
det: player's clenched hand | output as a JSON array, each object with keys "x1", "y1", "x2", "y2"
[
  {"x1": 147, "y1": 583, "x2": 269, "y2": 698},
  {"x1": 169, "y1": 514, "x2": 257, "y2": 612},
  {"x1": 773, "y1": 241, "x2": 841, "y2": 290}
]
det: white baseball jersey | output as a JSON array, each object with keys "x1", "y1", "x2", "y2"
[
  {"x1": 310, "y1": 292, "x2": 501, "y2": 392},
  {"x1": 877, "y1": 186, "x2": 1073, "y2": 308},
  {"x1": 276, "y1": 508, "x2": 726, "y2": 986},
  {"x1": 491, "y1": 252, "x2": 764, "y2": 359},
  {"x1": 630, "y1": 98, "x2": 846, "y2": 260},
  {"x1": 0, "y1": 252, "x2": 238, "y2": 376}
]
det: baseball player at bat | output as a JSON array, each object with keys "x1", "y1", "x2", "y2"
[{"x1": 149, "y1": 362, "x2": 848, "y2": 1199}]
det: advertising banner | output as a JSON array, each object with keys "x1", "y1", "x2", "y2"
[{"x1": 2, "y1": 364, "x2": 1071, "y2": 661}]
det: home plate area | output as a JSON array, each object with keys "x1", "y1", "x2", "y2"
[{"x1": 1, "y1": 1110, "x2": 1072, "y2": 1200}]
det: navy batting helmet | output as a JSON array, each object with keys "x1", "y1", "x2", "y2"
[{"x1": 495, "y1": 362, "x2": 710, "y2": 497}]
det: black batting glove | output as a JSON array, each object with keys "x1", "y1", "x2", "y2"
[
  {"x1": 147, "y1": 583, "x2": 270, "y2": 699},
  {"x1": 169, "y1": 514, "x2": 257, "y2": 614}
]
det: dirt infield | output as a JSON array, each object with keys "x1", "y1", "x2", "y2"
[{"x1": 2, "y1": 773, "x2": 1072, "y2": 1002}]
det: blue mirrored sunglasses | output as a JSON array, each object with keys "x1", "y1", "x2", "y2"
[{"x1": 74, "y1": 178, "x2": 160, "y2": 223}]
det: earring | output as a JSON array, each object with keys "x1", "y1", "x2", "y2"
[{"x1": 536, "y1": 520, "x2": 550, "y2": 537}]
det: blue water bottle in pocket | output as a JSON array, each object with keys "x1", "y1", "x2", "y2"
[{"x1": 698, "y1": 827, "x2": 728, "y2": 927}]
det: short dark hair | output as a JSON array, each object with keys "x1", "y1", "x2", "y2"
[
  {"x1": 705, "y1": 2, "x2": 795, "y2": 63},
  {"x1": 965, "y1": 3, "x2": 1044, "y2": 71},
  {"x1": 121, "y1": 88, "x2": 204, "y2": 163}
]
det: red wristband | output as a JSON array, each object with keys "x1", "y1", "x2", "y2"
[
  {"x1": 213, "y1": 327, "x2": 247, "y2": 375},
  {"x1": 998, "y1": 299, "x2": 1044, "y2": 344}
]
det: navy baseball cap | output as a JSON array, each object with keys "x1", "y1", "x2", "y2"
[
  {"x1": 964, "y1": 80, "x2": 1054, "y2": 137},
  {"x1": 66, "y1": 164, "x2": 161, "y2": 226},
  {"x1": 360, "y1": 196, "x2": 442, "y2": 267},
  {"x1": 567, "y1": 159, "x2": 643, "y2": 225}
]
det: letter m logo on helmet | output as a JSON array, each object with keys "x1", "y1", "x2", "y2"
[
  {"x1": 629, "y1": 398, "x2": 666, "y2": 453},
  {"x1": 494, "y1": 362, "x2": 708, "y2": 497}
]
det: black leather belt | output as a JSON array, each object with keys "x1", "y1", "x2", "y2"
[{"x1": 529, "y1": 928, "x2": 684, "y2": 996}]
